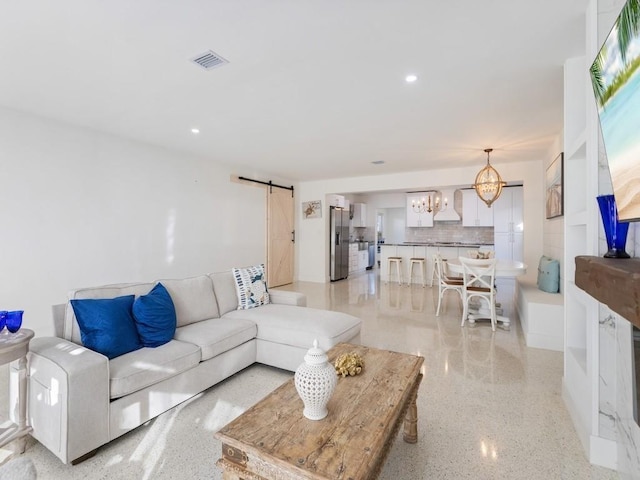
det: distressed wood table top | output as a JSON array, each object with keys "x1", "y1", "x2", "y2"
[{"x1": 215, "y1": 343, "x2": 424, "y2": 480}]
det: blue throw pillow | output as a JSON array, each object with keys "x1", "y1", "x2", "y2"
[
  {"x1": 71, "y1": 295, "x2": 142, "y2": 359},
  {"x1": 537, "y1": 256, "x2": 560, "y2": 293},
  {"x1": 132, "y1": 283, "x2": 176, "y2": 347}
]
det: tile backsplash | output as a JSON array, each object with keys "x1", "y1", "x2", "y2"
[
  {"x1": 403, "y1": 189, "x2": 494, "y2": 244},
  {"x1": 352, "y1": 226, "x2": 374, "y2": 241},
  {"x1": 404, "y1": 224, "x2": 494, "y2": 244}
]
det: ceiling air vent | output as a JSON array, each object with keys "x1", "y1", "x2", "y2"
[{"x1": 190, "y1": 50, "x2": 228, "y2": 71}]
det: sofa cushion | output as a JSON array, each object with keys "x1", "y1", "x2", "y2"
[
  {"x1": 223, "y1": 304, "x2": 362, "y2": 350},
  {"x1": 109, "y1": 339, "x2": 201, "y2": 399},
  {"x1": 537, "y1": 255, "x2": 560, "y2": 293},
  {"x1": 65, "y1": 282, "x2": 155, "y2": 345},
  {"x1": 132, "y1": 283, "x2": 177, "y2": 347},
  {"x1": 232, "y1": 264, "x2": 270, "y2": 309},
  {"x1": 209, "y1": 271, "x2": 239, "y2": 316},
  {"x1": 174, "y1": 318, "x2": 257, "y2": 361},
  {"x1": 156, "y1": 275, "x2": 219, "y2": 327},
  {"x1": 71, "y1": 295, "x2": 142, "y2": 359}
]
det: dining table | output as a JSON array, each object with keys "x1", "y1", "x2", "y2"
[{"x1": 446, "y1": 258, "x2": 527, "y2": 329}]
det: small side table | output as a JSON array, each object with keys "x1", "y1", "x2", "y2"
[{"x1": 0, "y1": 329, "x2": 34, "y2": 453}]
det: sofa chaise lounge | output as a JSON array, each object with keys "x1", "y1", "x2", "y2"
[{"x1": 10, "y1": 270, "x2": 362, "y2": 464}]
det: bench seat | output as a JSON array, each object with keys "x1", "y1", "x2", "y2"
[{"x1": 516, "y1": 280, "x2": 564, "y2": 351}]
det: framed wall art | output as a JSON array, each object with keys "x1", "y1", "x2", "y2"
[
  {"x1": 302, "y1": 200, "x2": 322, "y2": 219},
  {"x1": 546, "y1": 152, "x2": 564, "y2": 219}
]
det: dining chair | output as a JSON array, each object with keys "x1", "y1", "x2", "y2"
[
  {"x1": 459, "y1": 257, "x2": 498, "y2": 331},
  {"x1": 433, "y1": 253, "x2": 464, "y2": 317}
]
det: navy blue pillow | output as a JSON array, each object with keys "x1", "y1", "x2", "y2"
[
  {"x1": 132, "y1": 283, "x2": 176, "y2": 348},
  {"x1": 71, "y1": 295, "x2": 142, "y2": 359}
]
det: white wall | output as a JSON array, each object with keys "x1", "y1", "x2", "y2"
[
  {"x1": 359, "y1": 192, "x2": 406, "y2": 243},
  {"x1": 543, "y1": 134, "x2": 565, "y2": 288},
  {"x1": 297, "y1": 161, "x2": 544, "y2": 283},
  {"x1": 0, "y1": 107, "x2": 284, "y2": 336},
  {"x1": 380, "y1": 208, "x2": 405, "y2": 244},
  {"x1": 359, "y1": 192, "x2": 406, "y2": 226}
]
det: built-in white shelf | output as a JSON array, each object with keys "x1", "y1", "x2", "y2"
[
  {"x1": 567, "y1": 210, "x2": 588, "y2": 227},
  {"x1": 568, "y1": 346, "x2": 588, "y2": 375},
  {"x1": 562, "y1": 9, "x2": 602, "y2": 464},
  {"x1": 567, "y1": 280, "x2": 594, "y2": 305},
  {"x1": 566, "y1": 132, "x2": 587, "y2": 160}
]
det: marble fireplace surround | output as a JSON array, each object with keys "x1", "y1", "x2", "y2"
[{"x1": 575, "y1": 255, "x2": 640, "y2": 478}]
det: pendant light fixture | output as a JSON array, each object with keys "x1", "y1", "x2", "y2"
[
  {"x1": 411, "y1": 191, "x2": 439, "y2": 214},
  {"x1": 473, "y1": 148, "x2": 506, "y2": 207}
]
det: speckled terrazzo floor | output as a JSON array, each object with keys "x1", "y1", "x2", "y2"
[{"x1": 0, "y1": 271, "x2": 620, "y2": 479}]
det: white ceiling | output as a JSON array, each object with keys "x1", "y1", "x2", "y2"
[{"x1": 0, "y1": 1, "x2": 587, "y2": 181}]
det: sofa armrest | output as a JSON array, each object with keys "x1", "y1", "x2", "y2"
[
  {"x1": 269, "y1": 290, "x2": 307, "y2": 307},
  {"x1": 11, "y1": 337, "x2": 110, "y2": 464}
]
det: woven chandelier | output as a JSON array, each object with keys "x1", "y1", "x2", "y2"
[{"x1": 472, "y1": 148, "x2": 506, "y2": 207}]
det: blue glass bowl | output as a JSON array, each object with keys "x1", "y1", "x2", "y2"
[
  {"x1": 6, "y1": 310, "x2": 23, "y2": 333},
  {"x1": 0, "y1": 311, "x2": 7, "y2": 332}
]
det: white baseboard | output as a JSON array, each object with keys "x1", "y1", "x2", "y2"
[
  {"x1": 524, "y1": 331, "x2": 564, "y2": 351},
  {"x1": 562, "y1": 381, "x2": 618, "y2": 472},
  {"x1": 589, "y1": 435, "x2": 617, "y2": 471},
  {"x1": 562, "y1": 380, "x2": 590, "y2": 456}
]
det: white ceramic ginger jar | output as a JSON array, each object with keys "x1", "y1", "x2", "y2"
[{"x1": 294, "y1": 339, "x2": 337, "y2": 420}]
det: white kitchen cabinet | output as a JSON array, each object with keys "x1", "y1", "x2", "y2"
[
  {"x1": 380, "y1": 244, "x2": 468, "y2": 284},
  {"x1": 358, "y1": 250, "x2": 368, "y2": 271},
  {"x1": 494, "y1": 232, "x2": 523, "y2": 262},
  {"x1": 462, "y1": 189, "x2": 494, "y2": 227},
  {"x1": 425, "y1": 246, "x2": 439, "y2": 285},
  {"x1": 493, "y1": 186, "x2": 523, "y2": 233},
  {"x1": 348, "y1": 243, "x2": 358, "y2": 274},
  {"x1": 477, "y1": 201, "x2": 494, "y2": 226},
  {"x1": 437, "y1": 246, "x2": 460, "y2": 261},
  {"x1": 328, "y1": 194, "x2": 346, "y2": 208},
  {"x1": 493, "y1": 186, "x2": 523, "y2": 261},
  {"x1": 352, "y1": 203, "x2": 367, "y2": 227},
  {"x1": 379, "y1": 245, "x2": 397, "y2": 282},
  {"x1": 406, "y1": 195, "x2": 433, "y2": 227},
  {"x1": 396, "y1": 246, "x2": 414, "y2": 281}
]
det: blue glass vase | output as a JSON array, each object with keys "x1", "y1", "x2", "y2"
[
  {"x1": 5, "y1": 310, "x2": 23, "y2": 333},
  {"x1": 0, "y1": 311, "x2": 7, "y2": 332},
  {"x1": 597, "y1": 194, "x2": 630, "y2": 258}
]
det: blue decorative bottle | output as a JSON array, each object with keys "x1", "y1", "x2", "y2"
[{"x1": 597, "y1": 195, "x2": 630, "y2": 258}]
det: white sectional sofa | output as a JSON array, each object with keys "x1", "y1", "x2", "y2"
[{"x1": 10, "y1": 271, "x2": 361, "y2": 464}]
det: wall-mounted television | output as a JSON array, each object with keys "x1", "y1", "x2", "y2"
[{"x1": 590, "y1": 0, "x2": 640, "y2": 221}]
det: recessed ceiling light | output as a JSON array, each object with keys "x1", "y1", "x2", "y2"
[
  {"x1": 191, "y1": 128, "x2": 200, "y2": 134},
  {"x1": 372, "y1": 160, "x2": 385, "y2": 165},
  {"x1": 405, "y1": 74, "x2": 418, "y2": 83}
]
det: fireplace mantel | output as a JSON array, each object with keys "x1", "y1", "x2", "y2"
[{"x1": 575, "y1": 256, "x2": 640, "y2": 329}]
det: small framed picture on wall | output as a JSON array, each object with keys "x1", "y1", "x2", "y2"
[
  {"x1": 302, "y1": 200, "x2": 322, "y2": 219},
  {"x1": 546, "y1": 153, "x2": 563, "y2": 219}
]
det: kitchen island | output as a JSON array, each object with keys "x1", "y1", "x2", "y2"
[{"x1": 380, "y1": 242, "x2": 494, "y2": 285}]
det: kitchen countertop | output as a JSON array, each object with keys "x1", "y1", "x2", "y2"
[{"x1": 380, "y1": 242, "x2": 494, "y2": 247}]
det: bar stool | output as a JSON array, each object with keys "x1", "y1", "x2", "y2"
[
  {"x1": 387, "y1": 257, "x2": 403, "y2": 285},
  {"x1": 409, "y1": 257, "x2": 426, "y2": 287}
]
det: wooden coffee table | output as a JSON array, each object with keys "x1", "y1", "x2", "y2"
[{"x1": 215, "y1": 343, "x2": 424, "y2": 480}]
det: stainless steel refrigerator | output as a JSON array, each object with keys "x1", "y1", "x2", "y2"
[{"x1": 330, "y1": 207, "x2": 350, "y2": 281}]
